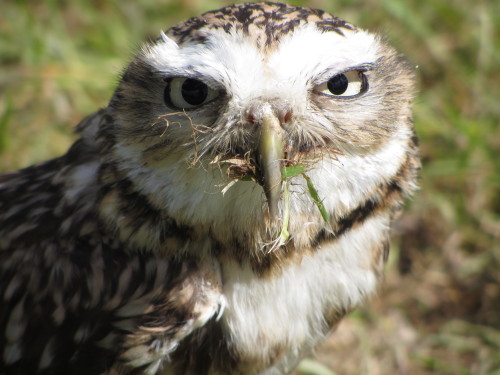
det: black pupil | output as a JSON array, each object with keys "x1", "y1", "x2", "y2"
[
  {"x1": 327, "y1": 74, "x2": 349, "y2": 95},
  {"x1": 181, "y1": 79, "x2": 208, "y2": 105}
]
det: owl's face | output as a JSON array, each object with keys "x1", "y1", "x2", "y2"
[{"x1": 105, "y1": 3, "x2": 414, "y2": 252}]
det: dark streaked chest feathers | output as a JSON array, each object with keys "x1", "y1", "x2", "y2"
[{"x1": 0, "y1": 2, "x2": 419, "y2": 374}]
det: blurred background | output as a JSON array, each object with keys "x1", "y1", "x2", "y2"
[{"x1": 0, "y1": 0, "x2": 498, "y2": 374}]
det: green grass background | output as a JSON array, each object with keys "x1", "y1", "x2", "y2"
[{"x1": 1, "y1": 0, "x2": 499, "y2": 374}]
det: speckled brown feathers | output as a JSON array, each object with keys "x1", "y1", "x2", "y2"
[
  {"x1": 0, "y1": 114, "x2": 223, "y2": 374},
  {"x1": 1, "y1": 2, "x2": 419, "y2": 374},
  {"x1": 167, "y1": 2, "x2": 355, "y2": 47}
]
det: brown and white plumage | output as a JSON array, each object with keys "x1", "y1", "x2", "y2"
[{"x1": 0, "y1": 2, "x2": 419, "y2": 374}]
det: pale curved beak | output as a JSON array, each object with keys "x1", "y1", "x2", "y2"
[{"x1": 257, "y1": 110, "x2": 284, "y2": 224}]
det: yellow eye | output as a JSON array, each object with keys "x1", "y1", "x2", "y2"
[
  {"x1": 316, "y1": 71, "x2": 366, "y2": 97},
  {"x1": 164, "y1": 78, "x2": 219, "y2": 109}
]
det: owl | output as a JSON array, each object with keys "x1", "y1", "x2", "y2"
[{"x1": 0, "y1": 2, "x2": 419, "y2": 374}]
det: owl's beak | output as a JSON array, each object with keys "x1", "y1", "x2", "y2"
[{"x1": 257, "y1": 111, "x2": 284, "y2": 224}]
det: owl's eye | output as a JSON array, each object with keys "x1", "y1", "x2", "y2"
[
  {"x1": 165, "y1": 78, "x2": 219, "y2": 109},
  {"x1": 316, "y1": 71, "x2": 366, "y2": 98}
]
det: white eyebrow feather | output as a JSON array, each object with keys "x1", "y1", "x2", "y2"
[{"x1": 160, "y1": 30, "x2": 179, "y2": 49}]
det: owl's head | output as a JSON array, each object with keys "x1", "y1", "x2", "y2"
[{"x1": 102, "y1": 2, "x2": 416, "y2": 252}]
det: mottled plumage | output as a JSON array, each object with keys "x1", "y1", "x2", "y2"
[{"x1": 0, "y1": 2, "x2": 419, "y2": 374}]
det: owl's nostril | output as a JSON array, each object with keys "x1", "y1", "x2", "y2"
[
  {"x1": 246, "y1": 112, "x2": 256, "y2": 125},
  {"x1": 280, "y1": 109, "x2": 292, "y2": 125},
  {"x1": 245, "y1": 102, "x2": 292, "y2": 128},
  {"x1": 272, "y1": 103, "x2": 292, "y2": 128}
]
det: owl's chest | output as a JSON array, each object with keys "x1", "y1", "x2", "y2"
[{"x1": 218, "y1": 214, "x2": 385, "y2": 374}]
